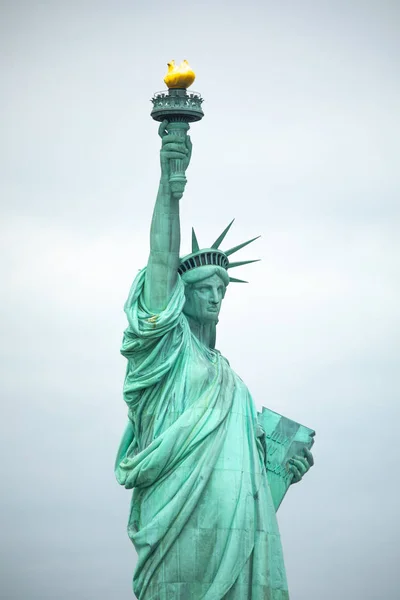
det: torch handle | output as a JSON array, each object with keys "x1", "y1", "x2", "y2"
[{"x1": 167, "y1": 121, "x2": 190, "y2": 200}]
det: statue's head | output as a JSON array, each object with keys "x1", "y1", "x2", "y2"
[
  {"x1": 178, "y1": 221, "x2": 260, "y2": 325},
  {"x1": 182, "y1": 266, "x2": 229, "y2": 324}
]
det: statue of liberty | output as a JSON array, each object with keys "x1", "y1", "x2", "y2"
[{"x1": 115, "y1": 63, "x2": 314, "y2": 600}]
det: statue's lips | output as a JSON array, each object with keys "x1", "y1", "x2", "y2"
[{"x1": 207, "y1": 306, "x2": 219, "y2": 312}]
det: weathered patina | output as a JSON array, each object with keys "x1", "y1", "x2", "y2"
[{"x1": 115, "y1": 64, "x2": 314, "y2": 599}]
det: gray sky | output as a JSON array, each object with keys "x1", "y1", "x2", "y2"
[{"x1": 1, "y1": 1, "x2": 399, "y2": 598}]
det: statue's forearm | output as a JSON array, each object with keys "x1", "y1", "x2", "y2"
[
  {"x1": 144, "y1": 176, "x2": 181, "y2": 311},
  {"x1": 143, "y1": 120, "x2": 191, "y2": 311}
]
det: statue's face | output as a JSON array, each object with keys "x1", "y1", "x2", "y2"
[{"x1": 183, "y1": 274, "x2": 226, "y2": 324}]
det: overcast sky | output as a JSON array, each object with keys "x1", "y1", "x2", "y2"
[{"x1": 1, "y1": 1, "x2": 399, "y2": 599}]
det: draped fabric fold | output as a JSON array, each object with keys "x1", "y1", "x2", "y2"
[{"x1": 116, "y1": 269, "x2": 289, "y2": 599}]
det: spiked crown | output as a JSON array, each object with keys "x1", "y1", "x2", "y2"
[{"x1": 178, "y1": 220, "x2": 260, "y2": 283}]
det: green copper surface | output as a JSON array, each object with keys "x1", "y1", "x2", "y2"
[
  {"x1": 151, "y1": 88, "x2": 204, "y2": 123},
  {"x1": 116, "y1": 84, "x2": 315, "y2": 599},
  {"x1": 211, "y1": 219, "x2": 235, "y2": 249},
  {"x1": 258, "y1": 408, "x2": 315, "y2": 510}
]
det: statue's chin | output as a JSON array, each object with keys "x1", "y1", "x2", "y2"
[
  {"x1": 202, "y1": 316, "x2": 219, "y2": 325},
  {"x1": 183, "y1": 311, "x2": 219, "y2": 325}
]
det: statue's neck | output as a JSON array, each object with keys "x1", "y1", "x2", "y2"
[{"x1": 186, "y1": 317, "x2": 216, "y2": 349}]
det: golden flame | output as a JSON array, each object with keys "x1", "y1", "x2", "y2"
[{"x1": 164, "y1": 60, "x2": 196, "y2": 89}]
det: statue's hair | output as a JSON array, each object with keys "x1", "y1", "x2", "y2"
[{"x1": 181, "y1": 265, "x2": 230, "y2": 287}]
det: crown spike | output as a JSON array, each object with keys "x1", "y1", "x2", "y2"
[
  {"x1": 224, "y1": 235, "x2": 260, "y2": 257},
  {"x1": 229, "y1": 277, "x2": 248, "y2": 283},
  {"x1": 211, "y1": 219, "x2": 235, "y2": 249},
  {"x1": 191, "y1": 228, "x2": 200, "y2": 253},
  {"x1": 227, "y1": 259, "x2": 260, "y2": 269}
]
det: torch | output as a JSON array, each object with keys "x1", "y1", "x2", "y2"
[{"x1": 151, "y1": 60, "x2": 204, "y2": 200}]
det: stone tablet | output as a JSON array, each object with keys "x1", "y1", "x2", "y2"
[{"x1": 258, "y1": 407, "x2": 315, "y2": 510}]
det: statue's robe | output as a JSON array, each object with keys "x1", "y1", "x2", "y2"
[{"x1": 115, "y1": 269, "x2": 289, "y2": 600}]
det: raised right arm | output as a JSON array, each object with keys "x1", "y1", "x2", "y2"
[{"x1": 143, "y1": 121, "x2": 192, "y2": 312}]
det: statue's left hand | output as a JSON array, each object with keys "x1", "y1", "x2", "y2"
[{"x1": 287, "y1": 448, "x2": 314, "y2": 484}]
